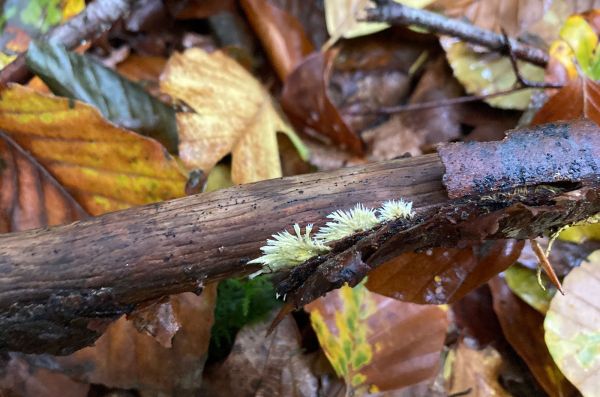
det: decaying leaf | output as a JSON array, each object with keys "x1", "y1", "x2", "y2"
[
  {"x1": 445, "y1": 341, "x2": 511, "y2": 397},
  {"x1": 26, "y1": 41, "x2": 179, "y2": 153},
  {"x1": 489, "y1": 276, "x2": 577, "y2": 397},
  {"x1": 240, "y1": 0, "x2": 314, "y2": 80},
  {"x1": 21, "y1": 286, "x2": 217, "y2": 397},
  {"x1": 281, "y1": 50, "x2": 364, "y2": 155},
  {"x1": 160, "y1": 48, "x2": 307, "y2": 183},
  {"x1": 504, "y1": 262, "x2": 554, "y2": 314},
  {"x1": 366, "y1": 240, "x2": 523, "y2": 304},
  {"x1": 202, "y1": 310, "x2": 318, "y2": 397},
  {"x1": 0, "y1": 84, "x2": 187, "y2": 215},
  {"x1": 306, "y1": 282, "x2": 448, "y2": 393},
  {"x1": 0, "y1": 131, "x2": 87, "y2": 232},
  {"x1": 440, "y1": 37, "x2": 544, "y2": 110},
  {"x1": 544, "y1": 256, "x2": 600, "y2": 397}
]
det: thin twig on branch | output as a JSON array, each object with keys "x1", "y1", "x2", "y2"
[
  {"x1": 1, "y1": 120, "x2": 600, "y2": 355},
  {"x1": 0, "y1": 0, "x2": 136, "y2": 86},
  {"x1": 364, "y1": 0, "x2": 549, "y2": 66}
]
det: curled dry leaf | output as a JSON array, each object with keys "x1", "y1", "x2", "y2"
[
  {"x1": 22, "y1": 286, "x2": 217, "y2": 397},
  {"x1": 160, "y1": 48, "x2": 307, "y2": 183},
  {"x1": 240, "y1": 0, "x2": 314, "y2": 81},
  {"x1": 366, "y1": 240, "x2": 524, "y2": 304},
  {"x1": 0, "y1": 131, "x2": 87, "y2": 232},
  {"x1": 0, "y1": 85, "x2": 187, "y2": 215},
  {"x1": 305, "y1": 283, "x2": 449, "y2": 393},
  {"x1": 489, "y1": 276, "x2": 577, "y2": 397},
  {"x1": 202, "y1": 311, "x2": 318, "y2": 397},
  {"x1": 446, "y1": 341, "x2": 511, "y2": 397},
  {"x1": 281, "y1": 51, "x2": 364, "y2": 155},
  {"x1": 544, "y1": 257, "x2": 600, "y2": 397}
]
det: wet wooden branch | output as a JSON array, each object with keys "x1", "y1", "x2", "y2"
[
  {"x1": 365, "y1": 0, "x2": 549, "y2": 66},
  {"x1": 1, "y1": 120, "x2": 600, "y2": 355},
  {"x1": 0, "y1": 0, "x2": 136, "y2": 85}
]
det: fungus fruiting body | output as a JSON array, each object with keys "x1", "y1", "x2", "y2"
[{"x1": 248, "y1": 199, "x2": 414, "y2": 278}]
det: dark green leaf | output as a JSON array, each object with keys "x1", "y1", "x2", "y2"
[{"x1": 26, "y1": 41, "x2": 178, "y2": 153}]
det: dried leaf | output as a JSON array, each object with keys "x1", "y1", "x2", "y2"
[
  {"x1": 0, "y1": 84, "x2": 187, "y2": 215},
  {"x1": 440, "y1": 37, "x2": 544, "y2": 110},
  {"x1": 544, "y1": 256, "x2": 600, "y2": 397},
  {"x1": 366, "y1": 241, "x2": 524, "y2": 304},
  {"x1": 116, "y1": 54, "x2": 167, "y2": 97},
  {"x1": 306, "y1": 282, "x2": 448, "y2": 393},
  {"x1": 489, "y1": 276, "x2": 577, "y2": 397},
  {"x1": 26, "y1": 41, "x2": 178, "y2": 153},
  {"x1": 23, "y1": 286, "x2": 217, "y2": 397},
  {"x1": 202, "y1": 311, "x2": 318, "y2": 397},
  {"x1": 281, "y1": 51, "x2": 364, "y2": 155},
  {"x1": 446, "y1": 342, "x2": 511, "y2": 397},
  {"x1": 0, "y1": 131, "x2": 86, "y2": 232},
  {"x1": 160, "y1": 48, "x2": 308, "y2": 183},
  {"x1": 240, "y1": 0, "x2": 314, "y2": 80}
]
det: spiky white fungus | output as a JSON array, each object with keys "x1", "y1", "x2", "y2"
[
  {"x1": 377, "y1": 199, "x2": 414, "y2": 222},
  {"x1": 248, "y1": 224, "x2": 329, "y2": 278},
  {"x1": 315, "y1": 204, "x2": 379, "y2": 243}
]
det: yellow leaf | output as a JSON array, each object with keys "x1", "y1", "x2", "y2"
[
  {"x1": 160, "y1": 48, "x2": 307, "y2": 184},
  {"x1": 0, "y1": 84, "x2": 187, "y2": 215},
  {"x1": 306, "y1": 282, "x2": 448, "y2": 393},
  {"x1": 544, "y1": 257, "x2": 600, "y2": 397},
  {"x1": 559, "y1": 15, "x2": 598, "y2": 74},
  {"x1": 61, "y1": 0, "x2": 85, "y2": 21}
]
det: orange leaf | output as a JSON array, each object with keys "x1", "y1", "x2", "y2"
[
  {"x1": 0, "y1": 131, "x2": 86, "y2": 232},
  {"x1": 532, "y1": 77, "x2": 600, "y2": 125},
  {"x1": 0, "y1": 84, "x2": 187, "y2": 215}
]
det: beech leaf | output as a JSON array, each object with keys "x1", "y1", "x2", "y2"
[
  {"x1": 0, "y1": 84, "x2": 187, "y2": 215},
  {"x1": 160, "y1": 48, "x2": 308, "y2": 184}
]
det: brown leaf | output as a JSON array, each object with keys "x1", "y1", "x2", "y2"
[
  {"x1": 116, "y1": 55, "x2": 167, "y2": 98},
  {"x1": 22, "y1": 286, "x2": 217, "y2": 396},
  {"x1": 173, "y1": 0, "x2": 236, "y2": 19},
  {"x1": 306, "y1": 283, "x2": 449, "y2": 392},
  {"x1": 446, "y1": 341, "x2": 511, "y2": 397},
  {"x1": 240, "y1": 0, "x2": 314, "y2": 81},
  {"x1": 128, "y1": 299, "x2": 181, "y2": 349},
  {"x1": 0, "y1": 131, "x2": 87, "y2": 233},
  {"x1": 532, "y1": 77, "x2": 600, "y2": 124},
  {"x1": 366, "y1": 240, "x2": 524, "y2": 304},
  {"x1": 489, "y1": 276, "x2": 578, "y2": 397},
  {"x1": 281, "y1": 51, "x2": 364, "y2": 155},
  {"x1": 202, "y1": 311, "x2": 318, "y2": 397}
]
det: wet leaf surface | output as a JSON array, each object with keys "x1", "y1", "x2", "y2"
[
  {"x1": 504, "y1": 262, "x2": 555, "y2": 314},
  {"x1": 160, "y1": 48, "x2": 307, "y2": 183},
  {"x1": 0, "y1": 131, "x2": 87, "y2": 232},
  {"x1": 26, "y1": 41, "x2": 178, "y2": 152},
  {"x1": 545, "y1": 256, "x2": 600, "y2": 397},
  {"x1": 0, "y1": 84, "x2": 187, "y2": 215},
  {"x1": 366, "y1": 240, "x2": 524, "y2": 304},
  {"x1": 305, "y1": 282, "x2": 449, "y2": 393},
  {"x1": 489, "y1": 276, "x2": 578, "y2": 397}
]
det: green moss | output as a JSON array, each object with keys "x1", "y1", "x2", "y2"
[{"x1": 208, "y1": 277, "x2": 281, "y2": 362}]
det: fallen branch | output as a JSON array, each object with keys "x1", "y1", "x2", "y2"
[
  {"x1": 0, "y1": 0, "x2": 136, "y2": 85},
  {"x1": 365, "y1": 0, "x2": 549, "y2": 66},
  {"x1": 1, "y1": 120, "x2": 600, "y2": 354}
]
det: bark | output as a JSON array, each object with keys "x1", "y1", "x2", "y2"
[{"x1": 1, "y1": 120, "x2": 600, "y2": 354}]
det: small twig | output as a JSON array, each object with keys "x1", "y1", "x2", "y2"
[
  {"x1": 0, "y1": 0, "x2": 136, "y2": 86},
  {"x1": 364, "y1": 0, "x2": 549, "y2": 66},
  {"x1": 530, "y1": 239, "x2": 565, "y2": 295},
  {"x1": 502, "y1": 29, "x2": 563, "y2": 90},
  {"x1": 348, "y1": 86, "x2": 530, "y2": 115}
]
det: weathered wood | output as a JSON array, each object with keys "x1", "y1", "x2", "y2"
[
  {"x1": 0, "y1": 154, "x2": 446, "y2": 354},
  {"x1": 1, "y1": 119, "x2": 600, "y2": 354}
]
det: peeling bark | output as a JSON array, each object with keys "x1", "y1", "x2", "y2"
[{"x1": 0, "y1": 120, "x2": 599, "y2": 354}]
